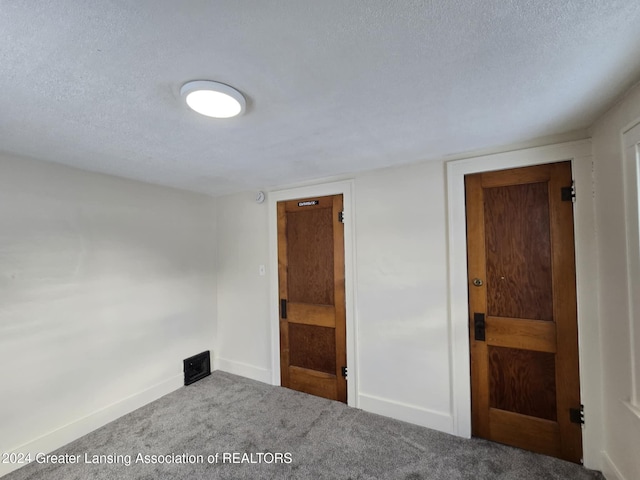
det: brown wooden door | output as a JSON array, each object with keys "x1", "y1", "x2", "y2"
[
  {"x1": 465, "y1": 162, "x2": 582, "y2": 463},
  {"x1": 277, "y1": 194, "x2": 347, "y2": 403}
]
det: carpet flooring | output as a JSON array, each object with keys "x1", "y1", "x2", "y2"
[{"x1": 4, "y1": 371, "x2": 604, "y2": 480}]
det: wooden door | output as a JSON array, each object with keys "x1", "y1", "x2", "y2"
[
  {"x1": 465, "y1": 162, "x2": 582, "y2": 463},
  {"x1": 277, "y1": 194, "x2": 347, "y2": 403}
]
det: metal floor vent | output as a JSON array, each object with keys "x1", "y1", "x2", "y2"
[{"x1": 183, "y1": 351, "x2": 211, "y2": 385}]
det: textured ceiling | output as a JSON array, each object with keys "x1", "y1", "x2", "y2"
[{"x1": 2, "y1": 1, "x2": 640, "y2": 196}]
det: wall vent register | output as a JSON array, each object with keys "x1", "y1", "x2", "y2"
[{"x1": 183, "y1": 351, "x2": 211, "y2": 385}]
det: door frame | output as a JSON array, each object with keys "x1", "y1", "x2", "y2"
[
  {"x1": 446, "y1": 140, "x2": 602, "y2": 469},
  {"x1": 268, "y1": 179, "x2": 358, "y2": 407}
]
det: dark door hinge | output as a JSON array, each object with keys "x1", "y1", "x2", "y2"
[
  {"x1": 338, "y1": 211, "x2": 345, "y2": 223},
  {"x1": 561, "y1": 182, "x2": 575, "y2": 202},
  {"x1": 280, "y1": 299, "x2": 287, "y2": 319},
  {"x1": 569, "y1": 405, "x2": 584, "y2": 425},
  {"x1": 341, "y1": 366, "x2": 347, "y2": 378}
]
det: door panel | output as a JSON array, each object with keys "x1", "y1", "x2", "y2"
[
  {"x1": 286, "y1": 206, "x2": 335, "y2": 305},
  {"x1": 277, "y1": 194, "x2": 347, "y2": 403},
  {"x1": 488, "y1": 346, "x2": 557, "y2": 421},
  {"x1": 484, "y1": 182, "x2": 553, "y2": 321},
  {"x1": 288, "y1": 323, "x2": 336, "y2": 374},
  {"x1": 466, "y1": 162, "x2": 582, "y2": 463}
]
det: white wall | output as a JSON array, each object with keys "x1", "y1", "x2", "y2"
[
  {"x1": 0, "y1": 153, "x2": 216, "y2": 477},
  {"x1": 590, "y1": 82, "x2": 640, "y2": 480},
  {"x1": 216, "y1": 162, "x2": 454, "y2": 431},
  {"x1": 354, "y1": 162, "x2": 452, "y2": 430},
  {"x1": 215, "y1": 193, "x2": 271, "y2": 382}
]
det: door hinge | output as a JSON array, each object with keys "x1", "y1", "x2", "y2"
[
  {"x1": 341, "y1": 366, "x2": 348, "y2": 378},
  {"x1": 569, "y1": 405, "x2": 584, "y2": 425},
  {"x1": 338, "y1": 211, "x2": 345, "y2": 223},
  {"x1": 561, "y1": 182, "x2": 575, "y2": 202}
]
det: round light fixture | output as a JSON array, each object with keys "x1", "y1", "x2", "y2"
[{"x1": 180, "y1": 80, "x2": 246, "y2": 118}]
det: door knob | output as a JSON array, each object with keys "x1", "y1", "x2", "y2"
[{"x1": 472, "y1": 278, "x2": 483, "y2": 287}]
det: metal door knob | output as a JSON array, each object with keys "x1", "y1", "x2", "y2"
[{"x1": 472, "y1": 278, "x2": 483, "y2": 287}]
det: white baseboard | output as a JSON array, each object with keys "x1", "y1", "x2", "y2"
[
  {"x1": 601, "y1": 451, "x2": 628, "y2": 480},
  {"x1": 214, "y1": 357, "x2": 272, "y2": 384},
  {"x1": 0, "y1": 375, "x2": 183, "y2": 479},
  {"x1": 358, "y1": 392, "x2": 454, "y2": 434}
]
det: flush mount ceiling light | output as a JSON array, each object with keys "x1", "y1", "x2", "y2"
[{"x1": 180, "y1": 80, "x2": 246, "y2": 118}]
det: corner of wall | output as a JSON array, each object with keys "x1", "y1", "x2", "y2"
[
  {"x1": 602, "y1": 451, "x2": 629, "y2": 480},
  {"x1": 0, "y1": 375, "x2": 183, "y2": 478}
]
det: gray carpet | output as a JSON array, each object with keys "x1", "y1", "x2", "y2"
[{"x1": 4, "y1": 371, "x2": 604, "y2": 480}]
